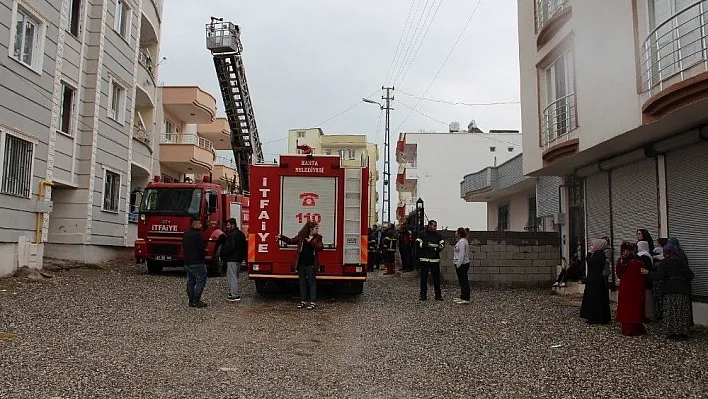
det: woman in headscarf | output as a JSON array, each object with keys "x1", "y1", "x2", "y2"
[
  {"x1": 616, "y1": 241, "x2": 646, "y2": 336},
  {"x1": 667, "y1": 237, "x2": 693, "y2": 327},
  {"x1": 637, "y1": 241, "x2": 657, "y2": 322},
  {"x1": 636, "y1": 229, "x2": 655, "y2": 254},
  {"x1": 579, "y1": 238, "x2": 611, "y2": 324},
  {"x1": 642, "y1": 244, "x2": 694, "y2": 340}
]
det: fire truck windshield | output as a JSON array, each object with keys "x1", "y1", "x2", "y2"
[{"x1": 139, "y1": 188, "x2": 202, "y2": 216}]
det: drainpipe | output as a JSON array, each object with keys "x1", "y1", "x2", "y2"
[
  {"x1": 557, "y1": 183, "x2": 566, "y2": 262},
  {"x1": 35, "y1": 180, "x2": 54, "y2": 244}
]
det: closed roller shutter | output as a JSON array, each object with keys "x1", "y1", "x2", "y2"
[
  {"x1": 666, "y1": 141, "x2": 708, "y2": 297},
  {"x1": 280, "y1": 176, "x2": 338, "y2": 247},
  {"x1": 610, "y1": 158, "x2": 659, "y2": 251},
  {"x1": 585, "y1": 172, "x2": 611, "y2": 242}
]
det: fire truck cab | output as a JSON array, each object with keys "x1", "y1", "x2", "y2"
[
  {"x1": 134, "y1": 175, "x2": 249, "y2": 276},
  {"x1": 247, "y1": 154, "x2": 370, "y2": 294}
]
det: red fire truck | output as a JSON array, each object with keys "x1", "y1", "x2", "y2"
[
  {"x1": 247, "y1": 153, "x2": 370, "y2": 294},
  {"x1": 133, "y1": 175, "x2": 249, "y2": 276}
]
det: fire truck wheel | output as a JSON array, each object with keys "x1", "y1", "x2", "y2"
[
  {"x1": 207, "y1": 244, "x2": 225, "y2": 277},
  {"x1": 254, "y1": 279, "x2": 267, "y2": 294},
  {"x1": 146, "y1": 261, "x2": 163, "y2": 274}
]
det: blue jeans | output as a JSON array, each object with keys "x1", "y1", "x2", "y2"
[
  {"x1": 298, "y1": 264, "x2": 317, "y2": 303},
  {"x1": 184, "y1": 263, "x2": 207, "y2": 303}
]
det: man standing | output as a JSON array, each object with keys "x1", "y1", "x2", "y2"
[
  {"x1": 416, "y1": 220, "x2": 445, "y2": 301},
  {"x1": 222, "y1": 218, "x2": 247, "y2": 301},
  {"x1": 183, "y1": 217, "x2": 208, "y2": 308},
  {"x1": 382, "y1": 223, "x2": 398, "y2": 275},
  {"x1": 367, "y1": 227, "x2": 378, "y2": 272},
  {"x1": 398, "y1": 224, "x2": 413, "y2": 272}
]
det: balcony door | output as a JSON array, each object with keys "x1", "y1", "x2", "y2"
[
  {"x1": 647, "y1": 0, "x2": 705, "y2": 87},
  {"x1": 543, "y1": 50, "x2": 575, "y2": 145}
]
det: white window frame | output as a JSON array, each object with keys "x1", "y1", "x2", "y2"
[
  {"x1": 101, "y1": 167, "x2": 121, "y2": 213},
  {"x1": 114, "y1": 0, "x2": 132, "y2": 41},
  {"x1": 0, "y1": 127, "x2": 37, "y2": 199},
  {"x1": 8, "y1": 0, "x2": 47, "y2": 75},
  {"x1": 347, "y1": 149, "x2": 356, "y2": 160},
  {"x1": 59, "y1": 81, "x2": 77, "y2": 137},
  {"x1": 107, "y1": 76, "x2": 126, "y2": 124},
  {"x1": 68, "y1": 0, "x2": 83, "y2": 37}
]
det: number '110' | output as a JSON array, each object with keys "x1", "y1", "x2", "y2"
[{"x1": 296, "y1": 213, "x2": 322, "y2": 223}]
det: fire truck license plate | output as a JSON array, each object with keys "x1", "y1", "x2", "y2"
[{"x1": 155, "y1": 255, "x2": 172, "y2": 260}]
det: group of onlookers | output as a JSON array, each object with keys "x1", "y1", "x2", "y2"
[{"x1": 579, "y1": 229, "x2": 695, "y2": 340}]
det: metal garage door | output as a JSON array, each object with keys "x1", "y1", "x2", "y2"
[
  {"x1": 585, "y1": 172, "x2": 611, "y2": 244},
  {"x1": 666, "y1": 142, "x2": 708, "y2": 297},
  {"x1": 610, "y1": 159, "x2": 659, "y2": 251}
]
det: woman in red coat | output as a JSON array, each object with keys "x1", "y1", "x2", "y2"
[{"x1": 616, "y1": 241, "x2": 646, "y2": 336}]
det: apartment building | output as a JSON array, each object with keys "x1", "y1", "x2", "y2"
[
  {"x1": 461, "y1": 153, "x2": 562, "y2": 232},
  {"x1": 0, "y1": 0, "x2": 163, "y2": 274},
  {"x1": 396, "y1": 122, "x2": 522, "y2": 230},
  {"x1": 287, "y1": 128, "x2": 380, "y2": 226},
  {"x1": 518, "y1": 0, "x2": 708, "y2": 321}
]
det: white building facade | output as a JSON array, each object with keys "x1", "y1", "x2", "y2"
[
  {"x1": 0, "y1": 0, "x2": 163, "y2": 275},
  {"x1": 518, "y1": 0, "x2": 708, "y2": 322},
  {"x1": 395, "y1": 125, "x2": 522, "y2": 230}
]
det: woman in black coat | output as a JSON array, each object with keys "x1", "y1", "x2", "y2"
[{"x1": 580, "y1": 239, "x2": 612, "y2": 324}]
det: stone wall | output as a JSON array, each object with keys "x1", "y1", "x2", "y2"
[{"x1": 432, "y1": 231, "x2": 560, "y2": 287}]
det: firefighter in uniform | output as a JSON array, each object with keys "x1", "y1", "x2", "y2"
[
  {"x1": 398, "y1": 224, "x2": 413, "y2": 272},
  {"x1": 416, "y1": 219, "x2": 445, "y2": 300},
  {"x1": 367, "y1": 227, "x2": 378, "y2": 272},
  {"x1": 382, "y1": 224, "x2": 398, "y2": 275}
]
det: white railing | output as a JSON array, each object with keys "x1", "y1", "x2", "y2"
[
  {"x1": 541, "y1": 93, "x2": 577, "y2": 149},
  {"x1": 133, "y1": 125, "x2": 152, "y2": 147},
  {"x1": 535, "y1": 0, "x2": 570, "y2": 31},
  {"x1": 160, "y1": 133, "x2": 215, "y2": 152},
  {"x1": 640, "y1": 1, "x2": 708, "y2": 93},
  {"x1": 215, "y1": 156, "x2": 237, "y2": 168}
]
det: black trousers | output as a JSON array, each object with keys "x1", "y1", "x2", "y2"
[
  {"x1": 419, "y1": 260, "x2": 441, "y2": 299},
  {"x1": 456, "y1": 263, "x2": 470, "y2": 301},
  {"x1": 399, "y1": 246, "x2": 413, "y2": 270}
]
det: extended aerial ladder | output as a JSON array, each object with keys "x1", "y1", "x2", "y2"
[{"x1": 206, "y1": 18, "x2": 264, "y2": 192}]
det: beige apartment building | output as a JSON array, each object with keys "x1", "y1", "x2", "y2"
[
  {"x1": 0, "y1": 0, "x2": 163, "y2": 275},
  {"x1": 287, "y1": 128, "x2": 380, "y2": 227},
  {"x1": 518, "y1": 0, "x2": 708, "y2": 322}
]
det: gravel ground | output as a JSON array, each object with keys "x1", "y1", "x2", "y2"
[{"x1": 1, "y1": 262, "x2": 708, "y2": 399}]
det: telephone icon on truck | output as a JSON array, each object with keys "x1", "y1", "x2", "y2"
[{"x1": 300, "y1": 192, "x2": 319, "y2": 207}]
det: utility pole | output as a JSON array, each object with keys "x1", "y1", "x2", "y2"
[{"x1": 381, "y1": 86, "x2": 394, "y2": 224}]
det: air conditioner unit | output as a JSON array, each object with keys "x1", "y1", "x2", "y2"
[{"x1": 553, "y1": 212, "x2": 565, "y2": 225}]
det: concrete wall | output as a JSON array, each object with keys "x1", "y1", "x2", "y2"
[{"x1": 435, "y1": 230, "x2": 560, "y2": 287}]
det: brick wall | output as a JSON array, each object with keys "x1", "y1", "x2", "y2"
[{"x1": 432, "y1": 230, "x2": 560, "y2": 287}]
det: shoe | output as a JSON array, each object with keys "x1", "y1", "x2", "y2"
[
  {"x1": 452, "y1": 298, "x2": 462, "y2": 303},
  {"x1": 435, "y1": 297, "x2": 443, "y2": 301},
  {"x1": 297, "y1": 302, "x2": 307, "y2": 309},
  {"x1": 552, "y1": 282, "x2": 560, "y2": 287},
  {"x1": 559, "y1": 282, "x2": 566, "y2": 287},
  {"x1": 227, "y1": 295, "x2": 241, "y2": 302},
  {"x1": 190, "y1": 301, "x2": 207, "y2": 308},
  {"x1": 455, "y1": 300, "x2": 470, "y2": 305},
  {"x1": 306, "y1": 302, "x2": 316, "y2": 310}
]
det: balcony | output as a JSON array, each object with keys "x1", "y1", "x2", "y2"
[
  {"x1": 395, "y1": 135, "x2": 417, "y2": 164},
  {"x1": 198, "y1": 117, "x2": 231, "y2": 150},
  {"x1": 132, "y1": 125, "x2": 153, "y2": 174},
  {"x1": 161, "y1": 86, "x2": 217, "y2": 124},
  {"x1": 640, "y1": 1, "x2": 708, "y2": 119},
  {"x1": 535, "y1": 0, "x2": 570, "y2": 32},
  {"x1": 541, "y1": 93, "x2": 578, "y2": 150},
  {"x1": 159, "y1": 133, "x2": 215, "y2": 174},
  {"x1": 461, "y1": 154, "x2": 536, "y2": 202},
  {"x1": 136, "y1": 48, "x2": 156, "y2": 106},
  {"x1": 141, "y1": 1, "x2": 161, "y2": 46},
  {"x1": 213, "y1": 156, "x2": 238, "y2": 187}
]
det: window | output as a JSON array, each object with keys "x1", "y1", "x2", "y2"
[
  {"x1": 59, "y1": 83, "x2": 75, "y2": 136},
  {"x1": 102, "y1": 169, "x2": 120, "y2": 212},
  {"x1": 497, "y1": 205, "x2": 509, "y2": 232},
  {"x1": 1, "y1": 132, "x2": 35, "y2": 198},
  {"x1": 69, "y1": 0, "x2": 81, "y2": 36},
  {"x1": 164, "y1": 118, "x2": 176, "y2": 141},
  {"x1": 325, "y1": 149, "x2": 332, "y2": 155},
  {"x1": 348, "y1": 149, "x2": 356, "y2": 160},
  {"x1": 490, "y1": 146, "x2": 496, "y2": 152},
  {"x1": 108, "y1": 79, "x2": 125, "y2": 123},
  {"x1": 526, "y1": 196, "x2": 539, "y2": 232},
  {"x1": 542, "y1": 49, "x2": 576, "y2": 145},
  {"x1": 114, "y1": 0, "x2": 131, "y2": 40},
  {"x1": 297, "y1": 131, "x2": 305, "y2": 138},
  {"x1": 10, "y1": 2, "x2": 45, "y2": 72},
  {"x1": 508, "y1": 147, "x2": 514, "y2": 152}
]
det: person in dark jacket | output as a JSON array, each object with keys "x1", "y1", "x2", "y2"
[
  {"x1": 183, "y1": 217, "x2": 207, "y2": 308},
  {"x1": 398, "y1": 224, "x2": 413, "y2": 272},
  {"x1": 668, "y1": 237, "x2": 694, "y2": 326},
  {"x1": 579, "y1": 238, "x2": 612, "y2": 324},
  {"x1": 643, "y1": 244, "x2": 694, "y2": 340},
  {"x1": 416, "y1": 220, "x2": 445, "y2": 301},
  {"x1": 279, "y1": 221, "x2": 324, "y2": 310},
  {"x1": 367, "y1": 227, "x2": 377, "y2": 272},
  {"x1": 382, "y1": 224, "x2": 398, "y2": 275},
  {"x1": 222, "y1": 218, "x2": 247, "y2": 302}
]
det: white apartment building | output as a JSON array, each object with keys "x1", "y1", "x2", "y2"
[
  {"x1": 287, "y1": 128, "x2": 380, "y2": 227},
  {"x1": 518, "y1": 0, "x2": 708, "y2": 322},
  {"x1": 396, "y1": 122, "x2": 522, "y2": 230},
  {"x1": 0, "y1": 0, "x2": 163, "y2": 275}
]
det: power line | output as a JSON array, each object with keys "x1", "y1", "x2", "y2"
[
  {"x1": 396, "y1": 99, "x2": 448, "y2": 126},
  {"x1": 387, "y1": 0, "x2": 427, "y2": 85},
  {"x1": 397, "y1": 89, "x2": 520, "y2": 106},
  {"x1": 393, "y1": 0, "x2": 445, "y2": 87},
  {"x1": 395, "y1": 0, "x2": 484, "y2": 133},
  {"x1": 383, "y1": 0, "x2": 419, "y2": 84}
]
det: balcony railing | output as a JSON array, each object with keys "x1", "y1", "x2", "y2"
[
  {"x1": 133, "y1": 125, "x2": 152, "y2": 147},
  {"x1": 138, "y1": 48, "x2": 155, "y2": 82},
  {"x1": 640, "y1": 1, "x2": 708, "y2": 93},
  {"x1": 160, "y1": 133, "x2": 215, "y2": 153},
  {"x1": 541, "y1": 93, "x2": 577, "y2": 149},
  {"x1": 535, "y1": 0, "x2": 570, "y2": 32},
  {"x1": 215, "y1": 156, "x2": 237, "y2": 168}
]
